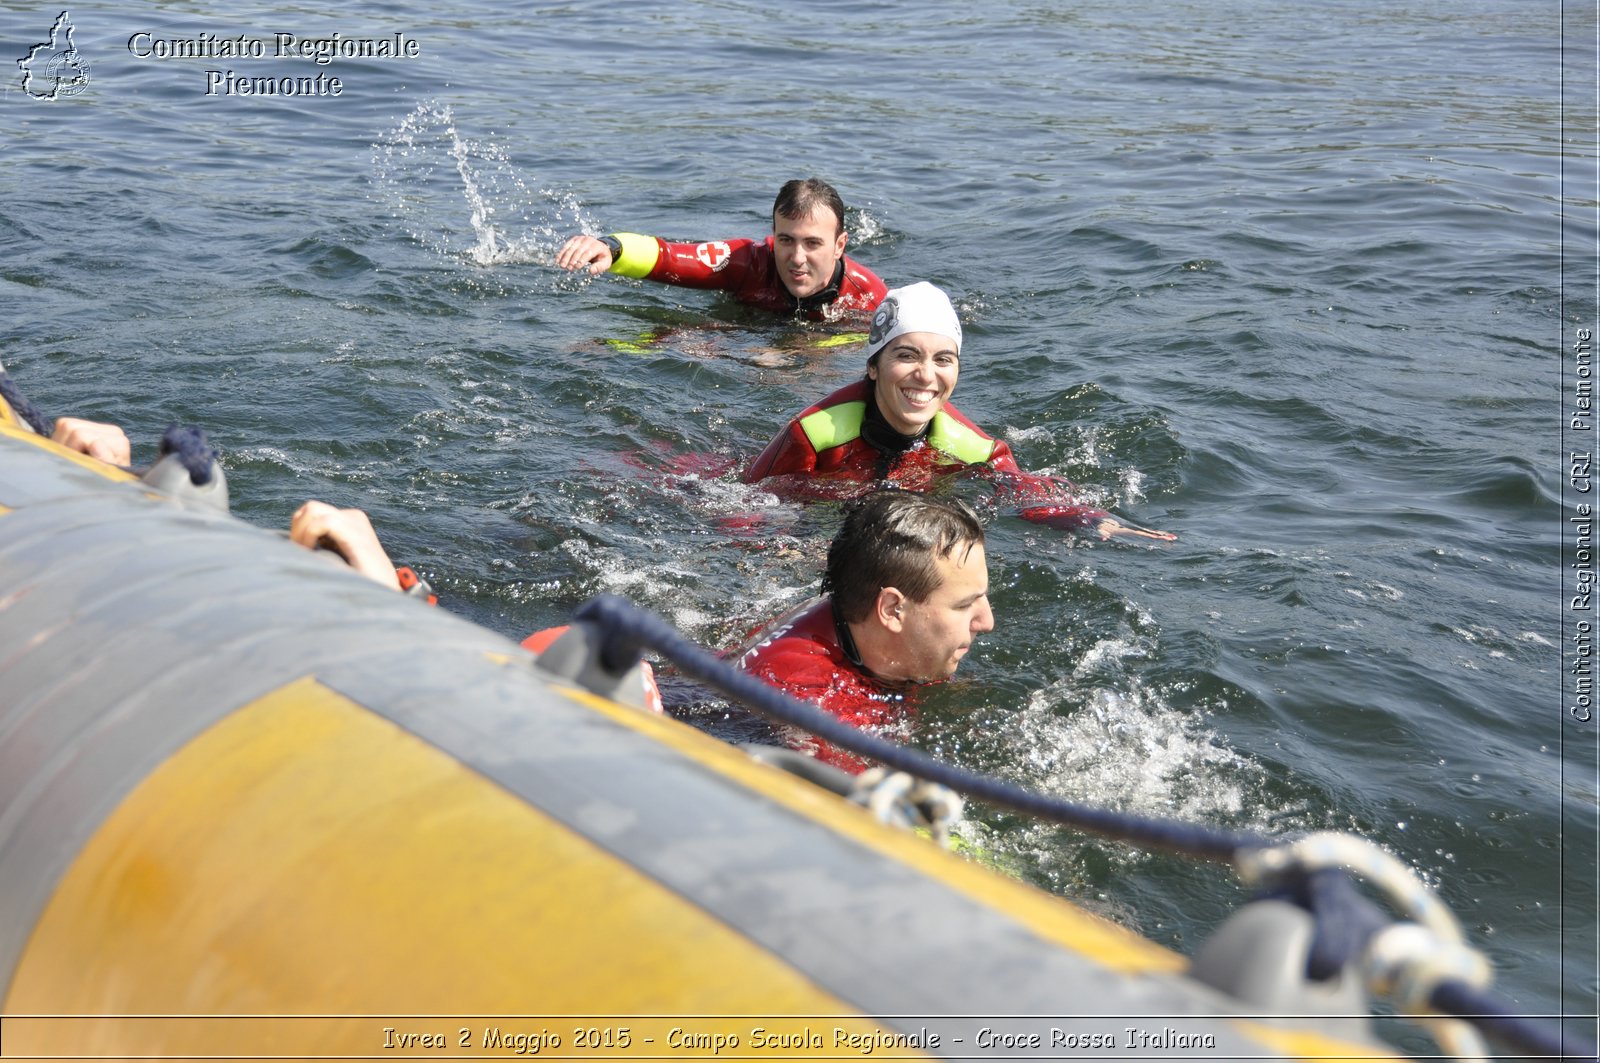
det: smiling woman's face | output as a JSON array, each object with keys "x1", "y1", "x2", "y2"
[{"x1": 868, "y1": 332, "x2": 960, "y2": 435}]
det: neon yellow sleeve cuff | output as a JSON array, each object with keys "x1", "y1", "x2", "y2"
[{"x1": 610, "y1": 233, "x2": 661, "y2": 279}]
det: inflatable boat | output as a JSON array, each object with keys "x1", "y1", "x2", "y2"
[{"x1": 0, "y1": 395, "x2": 1528, "y2": 1060}]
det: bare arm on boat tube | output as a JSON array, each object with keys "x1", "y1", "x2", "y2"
[{"x1": 289, "y1": 500, "x2": 403, "y2": 592}]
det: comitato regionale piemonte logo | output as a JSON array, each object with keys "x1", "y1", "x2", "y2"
[{"x1": 18, "y1": 11, "x2": 91, "y2": 100}]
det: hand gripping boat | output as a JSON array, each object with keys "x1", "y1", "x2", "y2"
[{"x1": 0, "y1": 396, "x2": 1571, "y2": 1062}]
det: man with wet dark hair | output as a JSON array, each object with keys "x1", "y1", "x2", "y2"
[
  {"x1": 555, "y1": 177, "x2": 887, "y2": 319},
  {"x1": 730, "y1": 490, "x2": 993, "y2": 770},
  {"x1": 822, "y1": 489, "x2": 990, "y2": 672},
  {"x1": 771, "y1": 177, "x2": 847, "y2": 236}
]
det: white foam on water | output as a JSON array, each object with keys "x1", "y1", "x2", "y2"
[
  {"x1": 561, "y1": 537, "x2": 681, "y2": 600},
  {"x1": 984, "y1": 660, "x2": 1267, "y2": 877},
  {"x1": 228, "y1": 444, "x2": 381, "y2": 484},
  {"x1": 1071, "y1": 635, "x2": 1153, "y2": 679}
]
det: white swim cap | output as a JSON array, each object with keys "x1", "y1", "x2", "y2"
[{"x1": 865, "y1": 281, "x2": 962, "y2": 359}]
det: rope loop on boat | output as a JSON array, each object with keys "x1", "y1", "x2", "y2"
[{"x1": 1237, "y1": 831, "x2": 1464, "y2": 942}]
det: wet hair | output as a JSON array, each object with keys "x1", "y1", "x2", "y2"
[
  {"x1": 824, "y1": 491, "x2": 985, "y2": 623},
  {"x1": 772, "y1": 177, "x2": 847, "y2": 235}
]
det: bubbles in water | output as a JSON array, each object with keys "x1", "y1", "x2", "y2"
[
  {"x1": 371, "y1": 101, "x2": 597, "y2": 269},
  {"x1": 1072, "y1": 635, "x2": 1153, "y2": 679},
  {"x1": 1059, "y1": 425, "x2": 1105, "y2": 470}
]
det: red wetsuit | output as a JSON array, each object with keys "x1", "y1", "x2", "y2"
[
  {"x1": 608, "y1": 233, "x2": 887, "y2": 320},
  {"x1": 740, "y1": 380, "x2": 1113, "y2": 529},
  {"x1": 730, "y1": 596, "x2": 912, "y2": 773}
]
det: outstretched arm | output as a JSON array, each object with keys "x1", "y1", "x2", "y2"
[
  {"x1": 288, "y1": 500, "x2": 403, "y2": 590},
  {"x1": 986, "y1": 461, "x2": 1177, "y2": 541},
  {"x1": 1092, "y1": 515, "x2": 1178, "y2": 541},
  {"x1": 1019, "y1": 503, "x2": 1177, "y2": 541}
]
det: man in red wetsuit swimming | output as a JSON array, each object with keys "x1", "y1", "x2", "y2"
[
  {"x1": 554, "y1": 177, "x2": 887, "y2": 320},
  {"x1": 742, "y1": 281, "x2": 1176, "y2": 540},
  {"x1": 731, "y1": 490, "x2": 993, "y2": 773}
]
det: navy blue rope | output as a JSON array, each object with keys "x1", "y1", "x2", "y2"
[
  {"x1": 0, "y1": 370, "x2": 53, "y2": 437},
  {"x1": 571, "y1": 593, "x2": 1596, "y2": 1061},
  {"x1": 158, "y1": 424, "x2": 218, "y2": 486}
]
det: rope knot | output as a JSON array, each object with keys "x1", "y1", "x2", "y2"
[{"x1": 158, "y1": 424, "x2": 219, "y2": 486}]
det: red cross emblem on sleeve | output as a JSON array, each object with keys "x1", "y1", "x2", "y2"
[{"x1": 696, "y1": 241, "x2": 732, "y2": 271}]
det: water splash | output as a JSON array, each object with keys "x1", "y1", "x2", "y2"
[
  {"x1": 371, "y1": 101, "x2": 596, "y2": 269},
  {"x1": 1042, "y1": 686, "x2": 1250, "y2": 819},
  {"x1": 1119, "y1": 466, "x2": 1146, "y2": 503},
  {"x1": 851, "y1": 208, "x2": 884, "y2": 242},
  {"x1": 982, "y1": 657, "x2": 1270, "y2": 879}
]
